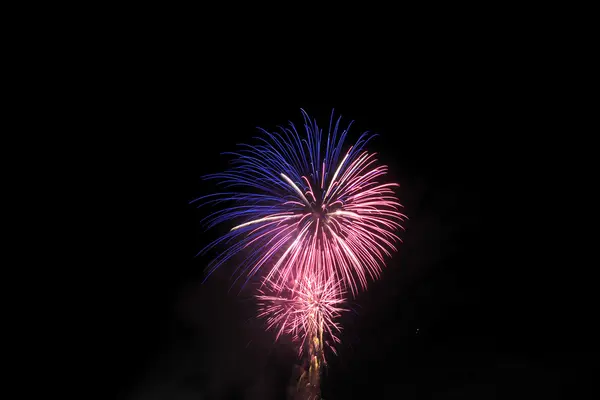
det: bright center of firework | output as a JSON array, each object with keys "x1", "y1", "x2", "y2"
[
  {"x1": 309, "y1": 197, "x2": 341, "y2": 221},
  {"x1": 312, "y1": 209, "x2": 326, "y2": 219}
]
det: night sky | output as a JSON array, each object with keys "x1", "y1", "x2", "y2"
[{"x1": 108, "y1": 49, "x2": 588, "y2": 399}]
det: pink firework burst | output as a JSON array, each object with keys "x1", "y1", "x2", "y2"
[
  {"x1": 256, "y1": 269, "x2": 348, "y2": 359},
  {"x1": 193, "y1": 109, "x2": 406, "y2": 296}
]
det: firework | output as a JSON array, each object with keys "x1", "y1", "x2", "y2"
[
  {"x1": 192, "y1": 109, "x2": 406, "y2": 296},
  {"x1": 256, "y1": 268, "x2": 348, "y2": 360},
  {"x1": 194, "y1": 110, "x2": 405, "y2": 398}
]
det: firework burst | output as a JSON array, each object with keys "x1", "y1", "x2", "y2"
[
  {"x1": 256, "y1": 269, "x2": 348, "y2": 359},
  {"x1": 192, "y1": 109, "x2": 406, "y2": 296}
]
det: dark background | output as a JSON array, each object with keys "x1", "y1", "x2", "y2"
[{"x1": 105, "y1": 41, "x2": 589, "y2": 399}]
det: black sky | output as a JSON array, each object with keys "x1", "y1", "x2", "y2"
[{"x1": 104, "y1": 39, "x2": 590, "y2": 399}]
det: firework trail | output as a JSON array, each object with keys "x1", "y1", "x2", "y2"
[{"x1": 192, "y1": 109, "x2": 406, "y2": 297}]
